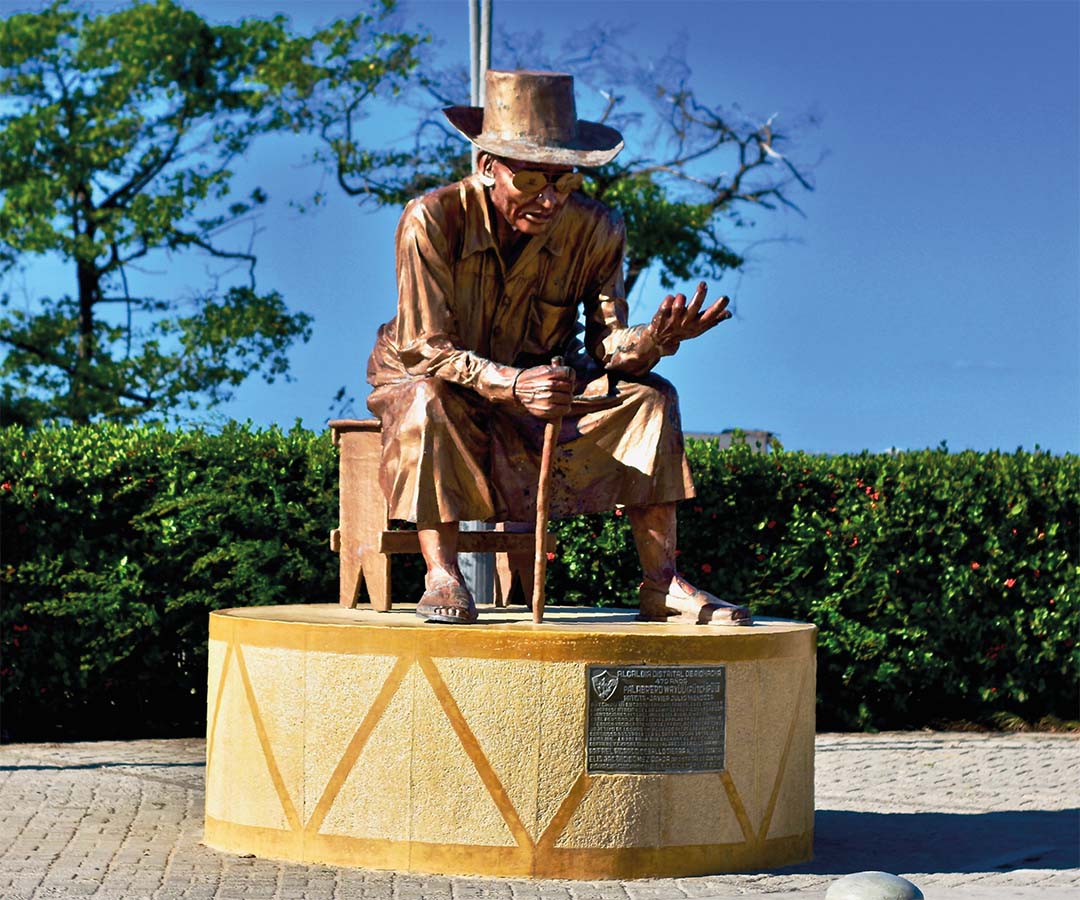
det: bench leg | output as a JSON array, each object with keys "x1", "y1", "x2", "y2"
[
  {"x1": 337, "y1": 425, "x2": 391, "y2": 611},
  {"x1": 495, "y1": 547, "x2": 534, "y2": 608}
]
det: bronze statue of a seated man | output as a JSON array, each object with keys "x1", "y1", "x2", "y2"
[{"x1": 366, "y1": 70, "x2": 751, "y2": 627}]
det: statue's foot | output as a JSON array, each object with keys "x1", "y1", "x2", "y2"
[
  {"x1": 637, "y1": 574, "x2": 751, "y2": 626},
  {"x1": 416, "y1": 578, "x2": 478, "y2": 625}
]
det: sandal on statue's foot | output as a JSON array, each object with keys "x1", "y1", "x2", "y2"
[
  {"x1": 637, "y1": 574, "x2": 751, "y2": 626},
  {"x1": 416, "y1": 579, "x2": 478, "y2": 625}
]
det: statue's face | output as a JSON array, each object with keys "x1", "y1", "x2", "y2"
[{"x1": 487, "y1": 156, "x2": 575, "y2": 235}]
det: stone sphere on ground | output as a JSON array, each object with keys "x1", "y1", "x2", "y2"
[{"x1": 825, "y1": 871, "x2": 924, "y2": 900}]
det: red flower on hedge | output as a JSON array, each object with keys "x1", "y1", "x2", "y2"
[
  {"x1": 1003, "y1": 577, "x2": 1017, "y2": 589},
  {"x1": 971, "y1": 562, "x2": 981, "y2": 570},
  {"x1": 545, "y1": 551, "x2": 555, "y2": 561},
  {"x1": 700, "y1": 563, "x2": 712, "y2": 574},
  {"x1": 0, "y1": 482, "x2": 10, "y2": 492}
]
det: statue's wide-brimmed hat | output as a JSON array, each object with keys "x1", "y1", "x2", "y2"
[{"x1": 443, "y1": 70, "x2": 624, "y2": 168}]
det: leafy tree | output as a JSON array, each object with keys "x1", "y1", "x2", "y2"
[
  {"x1": 319, "y1": 25, "x2": 817, "y2": 296},
  {"x1": 0, "y1": 0, "x2": 423, "y2": 425}
]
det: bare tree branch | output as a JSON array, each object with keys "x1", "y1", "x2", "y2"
[
  {"x1": 0, "y1": 334, "x2": 155, "y2": 408},
  {"x1": 170, "y1": 232, "x2": 257, "y2": 287}
]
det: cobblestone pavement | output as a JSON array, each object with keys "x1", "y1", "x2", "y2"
[{"x1": 0, "y1": 733, "x2": 1076, "y2": 899}]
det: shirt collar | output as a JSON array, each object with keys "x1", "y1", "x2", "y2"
[{"x1": 460, "y1": 174, "x2": 496, "y2": 258}]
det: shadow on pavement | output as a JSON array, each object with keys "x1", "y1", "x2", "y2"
[
  {"x1": 0, "y1": 761, "x2": 205, "y2": 772},
  {"x1": 777, "y1": 809, "x2": 1080, "y2": 875}
]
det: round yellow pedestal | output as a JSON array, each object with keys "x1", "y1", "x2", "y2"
[{"x1": 204, "y1": 605, "x2": 815, "y2": 879}]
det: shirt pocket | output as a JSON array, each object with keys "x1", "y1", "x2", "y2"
[{"x1": 528, "y1": 294, "x2": 580, "y2": 354}]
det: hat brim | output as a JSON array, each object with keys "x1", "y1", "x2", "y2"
[{"x1": 443, "y1": 106, "x2": 624, "y2": 168}]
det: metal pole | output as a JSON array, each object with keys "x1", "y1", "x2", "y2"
[
  {"x1": 460, "y1": 0, "x2": 496, "y2": 606},
  {"x1": 469, "y1": 0, "x2": 493, "y2": 172},
  {"x1": 469, "y1": 0, "x2": 480, "y2": 106},
  {"x1": 479, "y1": 0, "x2": 492, "y2": 104}
]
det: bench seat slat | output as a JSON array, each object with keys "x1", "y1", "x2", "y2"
[{"x1": 379, "y1": 531, "x2": 556, "y2": 555}]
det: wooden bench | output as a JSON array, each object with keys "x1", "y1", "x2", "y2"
[{"x1": 329, "y1": 418, "x2": 555, "y2": 610}]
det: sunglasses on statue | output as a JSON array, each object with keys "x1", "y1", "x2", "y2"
[{"x1": 507, "y1": 167, "x2": 585, "y2": 194}]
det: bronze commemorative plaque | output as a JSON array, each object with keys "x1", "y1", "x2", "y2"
[{"x1": 585, "y1": 665, "x2": 726, "y2": 774}]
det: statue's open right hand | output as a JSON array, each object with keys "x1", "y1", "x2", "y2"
[
  {"x1": 513, "y1": 365, "x2": 574, "y2": 420},
  {"x1": 648, "y1": 281, "x2": 732, "y2": 356}
]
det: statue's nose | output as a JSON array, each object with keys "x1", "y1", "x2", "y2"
[{"x1": 535, "y1": 185, "x2": 557, "y2": 207}]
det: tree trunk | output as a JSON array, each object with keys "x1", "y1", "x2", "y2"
[
  {"x1": 625, "y1": 258, "x2": 646, "y2": 297},
  {"x1": 71, "y1": 184, "x2": 97, "y2": 425}
]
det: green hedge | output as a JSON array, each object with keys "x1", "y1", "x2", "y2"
[
  {"x1": 549, "y1": 439, "x2": 1079, "y2": 729},
  {"x1": 2, "y1": 423, "x2": 1077, "y2": 739},
  {"x1": 1, "y1": 423, "x2": 338, "y2": 740}
]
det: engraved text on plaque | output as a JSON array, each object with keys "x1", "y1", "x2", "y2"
[{"x1": 585, "y1": 665, "x2": 726, "y2": 774}]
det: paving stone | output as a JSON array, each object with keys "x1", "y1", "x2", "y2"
[{"x1": 0, "y1": 734, "x2": 1077, "y2": 898}]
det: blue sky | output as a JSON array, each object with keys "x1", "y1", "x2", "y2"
[{"x1": 3, "y1": 0, "x2": 1078, "y2": 454}]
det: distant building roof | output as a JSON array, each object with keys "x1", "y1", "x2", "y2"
[{"x1": 685, "y1": 429, "x2": 776, "y2": 453}]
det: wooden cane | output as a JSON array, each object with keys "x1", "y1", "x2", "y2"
[{"x1": 532, "y1": 356, "x2": 565, "y2": 623}]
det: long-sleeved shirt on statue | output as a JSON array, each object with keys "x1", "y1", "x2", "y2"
[
  {"x1": 367, "y1": 173, "x2": 667, "y2": 396},
  {"x1": 365, "y1": 174, "x2": 693, "y2": 524}
]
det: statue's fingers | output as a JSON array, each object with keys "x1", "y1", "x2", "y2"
[
  {"x1": 697, "y1": 296, "x2": 732, "y2": 330},
  {"x1": 648, "y1": 300, "x2": 673, "y2": 334},
  {"x1": 537, "y1": 393, "x2": 572, "y2": 418},
  {"x1": 652, "y1": 293, "x2": 669, "y2": 324},
  {"x1": 541, "y1": 378, "x2": 573, "y2": 398},
  {"x1": 686, "y1": 282, "x2": 707, "y2": 318},
  {"x1": 671, "y1": 293, "x2": 691, "y2": 330}
]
